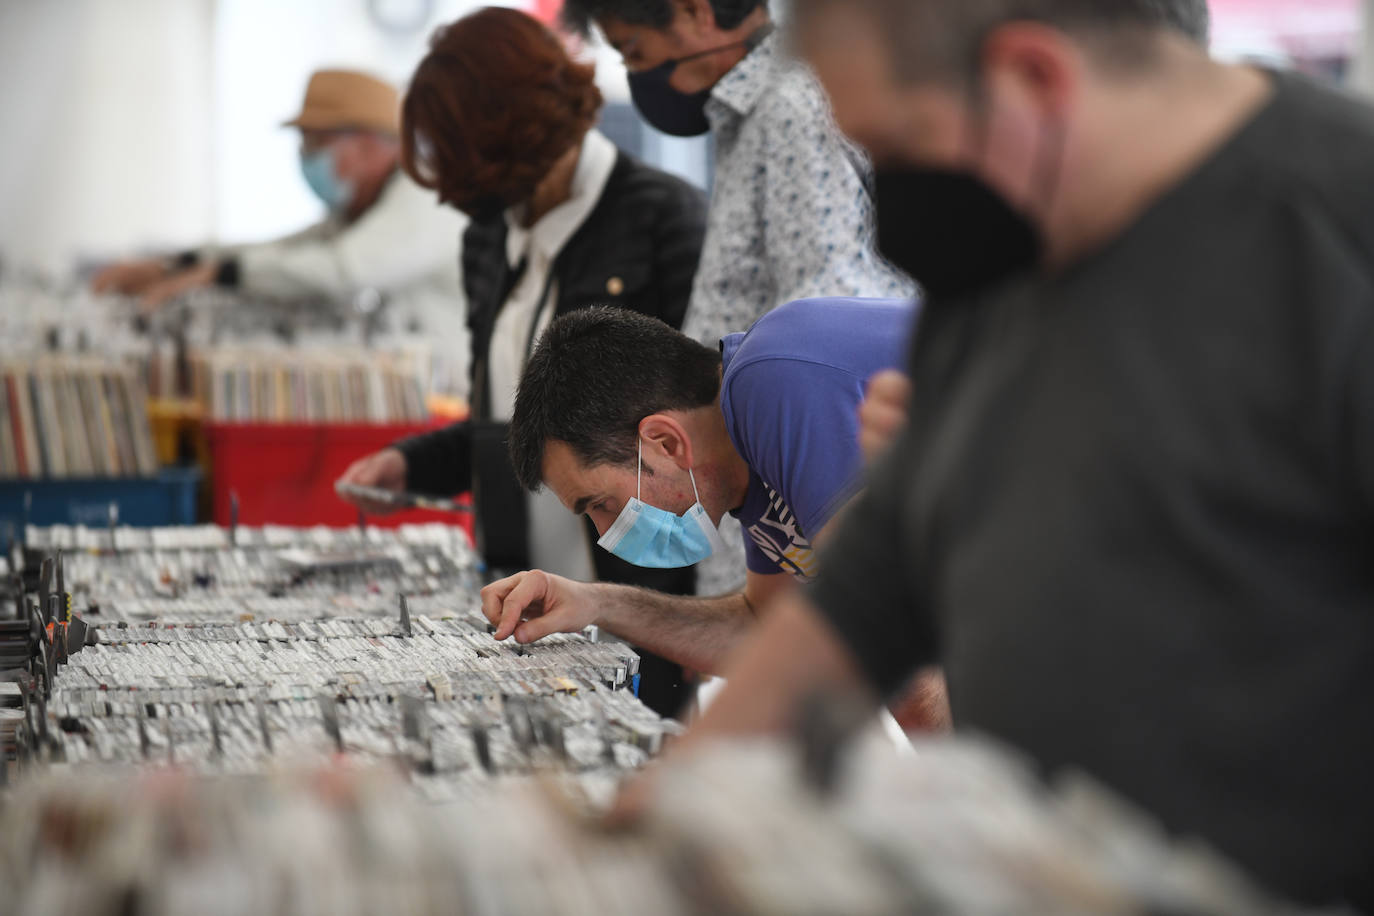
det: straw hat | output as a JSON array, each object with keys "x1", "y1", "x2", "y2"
[{"x1": 282, "y1": 69, "x2": 400, "y2": 136}]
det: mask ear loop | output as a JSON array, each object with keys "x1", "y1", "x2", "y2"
[
  {"x1": 637, "y1": 438, "x2": 643, "y2": 502},
  {"x1": 965, "y1": 50, "x2": 1065, "y2": 240},
  {"x1": 687, "y1": 465, "x2": 702, "y2": 507}
]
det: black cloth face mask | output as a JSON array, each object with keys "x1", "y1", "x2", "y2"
[
  {"x1": 874, "y1": 102, "x2": 1062, "y2": 303},
  {"x1": 873, "y1": 167, "x2": 1043, "y2": 303},
  {"x1": 627, "y1": 25, "x2": 773, "y2": 137}
]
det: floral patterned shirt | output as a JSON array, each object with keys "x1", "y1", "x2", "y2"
[{"x1": 681, "y1": 31, "x2": 915, "y2": 346}]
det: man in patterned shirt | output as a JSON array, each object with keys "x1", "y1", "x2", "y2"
[
  {"x1": 561, "y1": 0, "x2": 916, "y2": 594},
  {"x1": 561, "y1": 0, "x2": 913, "y2": 343}
]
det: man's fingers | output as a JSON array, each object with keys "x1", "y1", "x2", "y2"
[
  {"x1": 601, "y1": 767, "x2": 656, "y2": 831},
  {"x1": 338, "y1": 459, "x2": 371, "y2": 486},
  {"x1": 513, "y1": 610, "x2": 570, "y2": 645},
  {"x1": 496, "y1": 571, "x2": 549, "y2": 641},
  {"x1": 866, "y1": 369, "x2": 912, "y2": 407},
  {"x1": 480, "y1": 573, "x2": 525, "y2": 627}
]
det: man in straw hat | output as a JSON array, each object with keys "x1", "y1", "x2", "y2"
[{"x1": 94, "y1": 69, "x2": 469, "y2": 367}]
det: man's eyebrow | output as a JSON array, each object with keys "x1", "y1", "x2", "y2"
[{"x1": 572, "y1": 495, "x2": 596, "y2": 516}]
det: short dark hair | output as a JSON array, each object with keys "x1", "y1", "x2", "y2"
[
  {"x1": 401, "y1": 7, "x2": 602, "y2": 214},
  {"x1": 561, "y1": 0, "x2": 765, "y2": 38},
  {"x1": 793, "y1": 0, "x2": 1210, "y2": 87},
  {"x1": 509, "y1": 307, "x2": 723, "y2": 491}
]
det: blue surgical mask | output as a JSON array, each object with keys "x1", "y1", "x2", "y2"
[
  {"x1": 596, "y1": 439, "x2": 726, "y2": 568},
  {"x1": 300, "y1": 147, "x2": 355, "y2": 212}
]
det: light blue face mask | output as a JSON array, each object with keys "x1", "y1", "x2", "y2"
[
  {"x1": 299, "y1": 146, "x2": 355, "y2": 212},
  {"x1": 596, "y1": 439, "x2": 726, "y2": 569}
]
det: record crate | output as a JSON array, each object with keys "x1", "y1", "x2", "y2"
[
  {"x1": 0, "y1": 467, "x2": 201, "y2": 534},
  {"x1": 204, "y1": 421, "x2": 474, "y2": 541}
]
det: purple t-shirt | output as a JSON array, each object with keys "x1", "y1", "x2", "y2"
[{"x1": 720, "y1": 297, "x2": 918, "y2": 579}]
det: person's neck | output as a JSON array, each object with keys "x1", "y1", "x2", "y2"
[
  {"x1": 344, "y1": 159, "x2": 396, "y2": 222},
  {"x1": 697, "y1": 7, "x2": 771, "y2": 86},
  {"x1": 1043, "y1": 48, "x2": 1273, "y2": 268},
  {"x1": 685, "y1": 397, "x2": 752, "y2": 519},
  {"x1": 525, "y1": 140, "x2": 583, "y2": 227}
]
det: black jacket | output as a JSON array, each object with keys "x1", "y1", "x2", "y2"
[
  {"x1": 399, "y1": 147, "x2": 705, "y2": 504},
  {"x1": 395, "y1": 149, "x2": 707, "y2": 715}
]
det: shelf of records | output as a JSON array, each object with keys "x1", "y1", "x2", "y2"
[
  {"x1": 0, "y1": 358, "x2": 159, "y2": 480},
  {"x1": 0, "y1": 276, "x2": 469, "y2": 420},
  {"x1": 184, "y1": 347, "x2": 433, "y2": 424},
  {"x1": 0, "y1": 731, "x2": 1324, "y2": 914},
  {"x1": 1, "y1": 523, "x2": 664, "y2": 791},
  {"x1": 0, "y1": 522, "x2": 1340, "y2": 914}
]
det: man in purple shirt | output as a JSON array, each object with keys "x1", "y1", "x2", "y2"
[{"x1": 479, "y1": 298, "x2": 925, "y2": 692}]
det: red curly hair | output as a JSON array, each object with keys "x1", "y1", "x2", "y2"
[{"x1": 401, "y1": 6, "x2": 603, "y2": 215}]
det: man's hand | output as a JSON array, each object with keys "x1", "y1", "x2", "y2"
[
  {"x1": 480, "y1": 570, "x2": 600, "y2": 643},
  {"x1": 336, "y1": 448, "x2": 408, "y2": 514},
  {"x1": 136, "y1": 261, "x2": 220, "y2": 313},
  {"x1": 888, "y1": 668, "x2": 951, "y2": 733},
  {"x1": 91, "y1": 258, "x2": 172, "y2": 296},
  {"x1": 859, "y1": 369, "x2": 912, "y2": 463}
]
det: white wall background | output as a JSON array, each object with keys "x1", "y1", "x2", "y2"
[
  {"x1": 8, "y1": 0, "x2": 1354, "y2": 276},
  {"x1": 0, "y1": 0, "x2": 637, "y2": 273},
  {"x1": 0, "y1": 0, "x2": 215, "y2": 273}
]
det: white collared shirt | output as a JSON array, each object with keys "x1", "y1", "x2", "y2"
[{"x1": 486, "y1": 128, "x2": 618, "y2": 580}]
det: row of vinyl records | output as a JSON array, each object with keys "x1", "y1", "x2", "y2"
[
  {"x1": 0, "y1": 360, "x2": 158, "y2": 480},
  {"x1": 173, "y1": 350, "x2": 431, "y2": 423}
]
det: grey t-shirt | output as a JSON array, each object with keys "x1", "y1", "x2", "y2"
[{"x1": 812, "y1": 71, "x2": 1374, "y2": 910}]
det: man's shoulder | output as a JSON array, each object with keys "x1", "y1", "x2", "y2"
[
  {"x1": 724, "y1": 297, "x2": 916, "y2": 382},
  {"x1": 1238, "y1": 74, "x2": 1374, "y2": 255},
  {"x1": 744, "y1": 62, "x2": 835, "y2": 134}
]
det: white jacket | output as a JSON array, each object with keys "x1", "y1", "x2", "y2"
[{"x1": 219, "y1": 172, "x2": 470, "y2": 392}]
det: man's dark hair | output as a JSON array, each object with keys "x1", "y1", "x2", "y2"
[
  {"x1": 793, "y1": 0, "x2": 1210, "y2": 86},
  {"x1": 509, "y1": 306, "x2": 723, "y2": 491},
  {"x1": 561, "y1": 0, "x2": 765, "y2": 38}
]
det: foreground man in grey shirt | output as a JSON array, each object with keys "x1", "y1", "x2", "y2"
[{"x1": 665, "y1": 0, "x2": 1374, "y2": 909}]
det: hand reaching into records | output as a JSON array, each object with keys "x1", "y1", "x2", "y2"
[
  {"x1": 480, "y1": 569, "x2": 600, "y2": 643},
  {"x1": 336, "y1": 448, "x2": 409, "y2": 514},
  {"x1": 136, "y1": 261, "x2": 220, "y2": 312},
  {"x1": 91, "y1": 257, "x2": 172, "y2": 296}
]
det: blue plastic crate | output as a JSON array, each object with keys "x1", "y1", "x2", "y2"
[{"x1": 0, "y1": 468, "x2": 201, "y2": 539}]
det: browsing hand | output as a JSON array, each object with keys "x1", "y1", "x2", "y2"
[
  {"x1": 91, "y1": 258, "x2": 172, "y2": 295},
  {"x1": 480, "y1": 570, "x2": 599, "y2": 644},
  {"x1": 336, "y1": 448, "x2": 408, "y2": 515},
  {"x1": 859, "y1": 369, "x2": 912, "y2": 463},
  {"x1": 137, "y1": 262, "x2": 220, "y2": 313}
]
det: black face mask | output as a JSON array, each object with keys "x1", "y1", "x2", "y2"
[
  {"x1": 627, "y1": 25, "x2": 774, "y2": 138},
  {"x1": 874, "y1": 99, "x2": 1063, "y2": 303},
  {"x1": 873, "y1": 168, "x2": 1043, "y2": 303}
]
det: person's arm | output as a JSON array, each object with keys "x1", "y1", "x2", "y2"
[
  {"x1": 391, "y1": 421, "x2": 474, "y2": 496},
  {"x1": 1352, "y1": 320, "x2": 1374, "y2": 511},
  {"x1": 759, "y1": 92, "x2": 914, "y2": 304},
  {"x1": 479, "y1": 568, "x2": 785, "y2": 674},
  {"x1": 230, "y1": 177, "x2": 467, "y2": 301},
  {"x1": 672, "y1": 589, "x2": 873, "y2": 742}
]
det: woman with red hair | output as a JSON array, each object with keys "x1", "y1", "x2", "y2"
[{"x1": 339, "y1": 6, "x2": 707, "y2": 718}]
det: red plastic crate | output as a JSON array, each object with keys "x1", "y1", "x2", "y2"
[{"x1": 204, "y1": 422, "x2": 473, "y2": 541}]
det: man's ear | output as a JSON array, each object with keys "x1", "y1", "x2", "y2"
[{"x1": 638, "y1": 413, "x2": 694, "y2": 471}]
